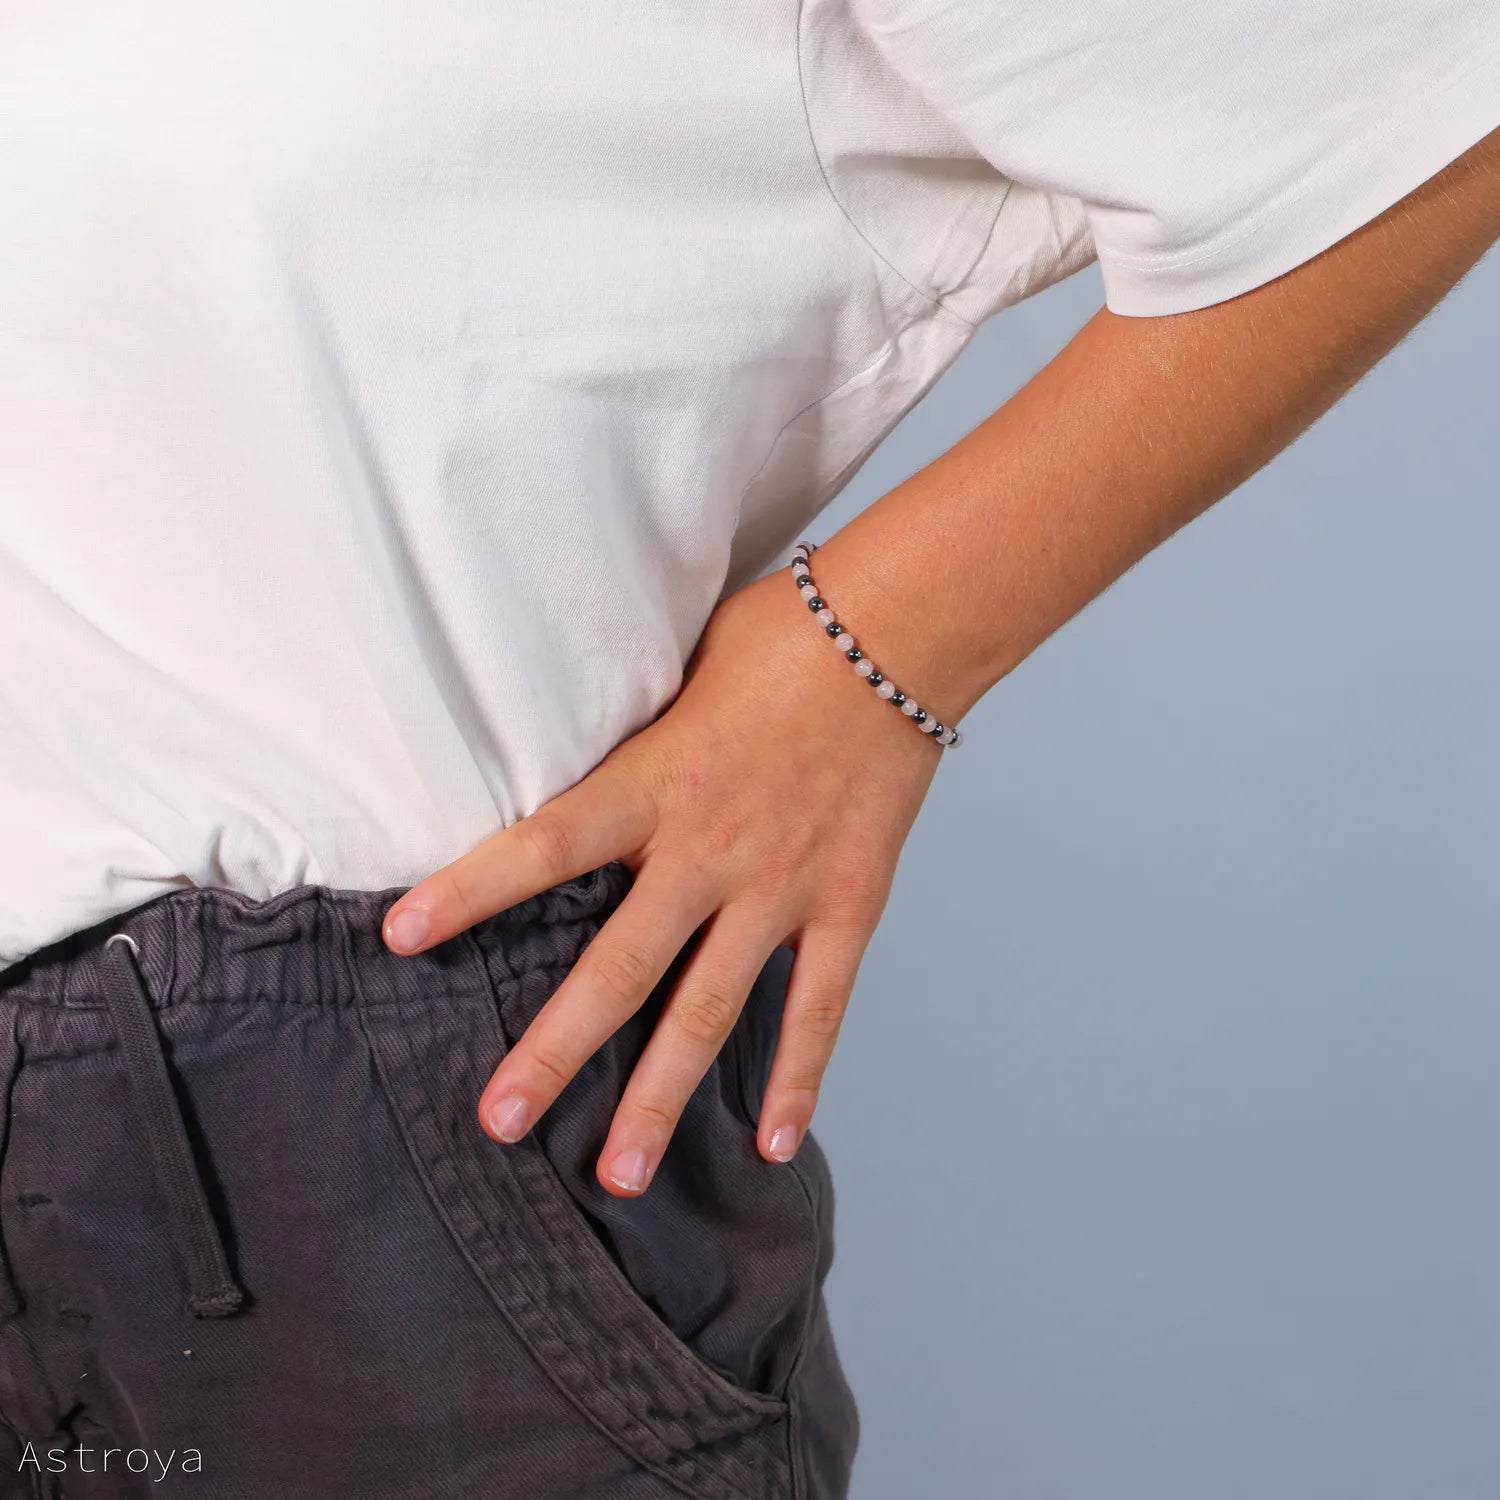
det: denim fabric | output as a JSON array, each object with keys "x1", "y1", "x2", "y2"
[{"x1": 0, "y1": 862, "x2": 858, "y2": 1498}]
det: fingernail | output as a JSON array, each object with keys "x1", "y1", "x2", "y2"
[
  {"x1": 607, "y1": 1147, "x2": 651, "y2": 1194},
  {"x1": 384, "y1": 907, "x2": 430, "y2": 954},
  {"x1": 768, "y1": 1126, "x2": 801, "y2": 1163},
  {"x1": 486, "y1": 1095, "x2": 531, "y2": 1143}
]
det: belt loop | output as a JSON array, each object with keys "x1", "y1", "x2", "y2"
[{"x1": 101, "y1": 934, "x2": 244, "y2": 1319}]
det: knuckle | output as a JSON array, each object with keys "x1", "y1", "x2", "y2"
[
  {"x1": 516, "y1": 813, "x2": 574, "y2": 877},
  {"x1": 587, "y1": 943, "x2": 656, "y2": 1007},
  {"x1": 824, "y1": 863, "x2": 891, "y2": 923},
  {"x1": 525, "y1": 1046, "x2": 575, "y2": 1094},
  {"x1": 748, "y1": 842, "x2": 809, "y2": 896},
  {"x1": 647, "y1": 797, "x2": 771, "y2": 897},
  {"x1": 631, "y1": 737, "x2": 685, "y2": 796},
  {"x1": 438, "y1": 863, "x2": 487, "y2": 930},
  {"x1": 812, "y1": 898, "x2": 880, "y2": 946},
  {"x1": 658, "y1": 827, "x2": 736, "y2": 896},
  {"x1": 594, "y1": 751, "x2": 661, "y2": 829},
  {"x1": 671, "y1": 985, "x2": 740, "y2": 1045},
  {"x1": 625, "y1": 1096, "x2": 681, "y2": 1134},
  {"x1": 793, "y1": 998, "x2": 848, "y2": 1042},
  {"x1": 693, "y1": 816, "x2": 740, "y2": 867},
  {"x1": 662, "y1": 843, "x2": 717, "y2": 897},
  {"x1": 775, "y1": 1072, "x2": 825, "y2": 1105}
]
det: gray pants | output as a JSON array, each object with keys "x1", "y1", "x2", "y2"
[{"x1": 0, "y1": 862, "x2": 858, "y2": 1498}]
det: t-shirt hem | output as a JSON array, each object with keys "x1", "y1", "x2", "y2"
[{"x1": 1099, "y1": 37, "x2": 1500, "y2": 317}]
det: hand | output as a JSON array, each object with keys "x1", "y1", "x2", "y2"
[{"x1": 380, "y1": 545, "x2": 946, "y2": 1196}]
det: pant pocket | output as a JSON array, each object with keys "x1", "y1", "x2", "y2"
[
  {"x1": 362, "y1": 944, "x2": 811, "y2": 1500},
  {"x1": 502, "y1": 938, "x2": 830, "y2": 1398}
]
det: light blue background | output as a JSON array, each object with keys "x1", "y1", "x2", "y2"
[{"x1": 818, "y1": 250, "x2": 1500, "y2": 1499}]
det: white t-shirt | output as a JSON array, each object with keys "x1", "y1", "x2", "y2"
[{"x1": 3, "y1": 1, "x2": 1496, "y2": 965}]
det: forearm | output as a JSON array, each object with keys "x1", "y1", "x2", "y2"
[
  {"x1": 806, "y1": 126, "x2": 1500, "y2": 730},
  {"x1": 402, "y1": 131, "x2": 1500, "y2": 1196}
]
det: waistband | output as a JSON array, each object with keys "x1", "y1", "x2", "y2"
[{"x1": 0, "y1": 861, "x2": 636, "y2": 1011}]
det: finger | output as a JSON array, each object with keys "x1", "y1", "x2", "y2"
[
  {"x1": 595, "y1": 905, "x2": 783, "y2": 1198},
  {"x1": 476, "y1": 859, "x2": 715, "y2": 1147},
  {"x1": 382, "y1": 758, "x2": 655, "y2": 954},
  {"x1": 755, "y1": 919, "x2": 866, "y2": 1164}
]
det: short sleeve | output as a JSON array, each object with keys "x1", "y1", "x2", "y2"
[{"x1": 849, "y1": 0, "x2": 1500, "y2": 315}]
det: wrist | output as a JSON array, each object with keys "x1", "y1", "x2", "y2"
[{"x1": 787, "y1": 530, "x2": 1002, "y2": 730}]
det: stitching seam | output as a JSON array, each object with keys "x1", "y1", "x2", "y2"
[{"x1": 795, "y1": 0, "x2": 943, "y2": 314}]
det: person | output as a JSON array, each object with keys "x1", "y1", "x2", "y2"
[{"x1": 2, "y1": 1, "x2": 1497, "y2": 1495}]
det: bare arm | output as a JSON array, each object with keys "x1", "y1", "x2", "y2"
[
  {"x1": 805, "y1": 126, "x2": 1500, "y2": 728},
  {"x1": 385, "y1": 128, "x2": 1500, "y2": 1197}
]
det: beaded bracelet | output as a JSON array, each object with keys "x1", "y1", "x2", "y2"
[{"x1": 790, "y1": 540, "x2": 964, "y2": 749}]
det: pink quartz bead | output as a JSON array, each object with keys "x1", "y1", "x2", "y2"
[
  {"x1": 901, "y1": 699, "x2": 920, "y2": 716},
  {"x1": 854, "y1": 658, "x2": 874, "y2": 678},
  {"x1": 816, "y1": 608, "x2": 835, "y2": 626},
  {"x1": 834, "y1": 632, "x2": 855, "y2": 651},
  {"x1": 875, "y1": 680, "x2": 896, "y2": 699},
  {"x1": 799, "y1": 583, "x2": 818, "y2": 602},
  {"x1": 919, "y1": 717, "x2": 939, "y2": 733}
]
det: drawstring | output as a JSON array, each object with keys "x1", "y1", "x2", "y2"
[
  {"x1": 0, "y1": 1006, "x2": 24, "y2": 1319},
  {"x1": 101, "y1": 934, "x2": 244, "y2": 1319}
]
